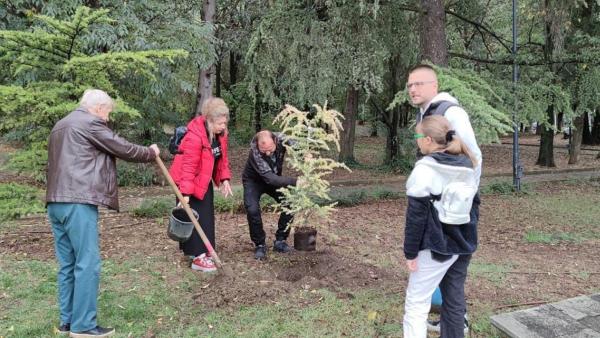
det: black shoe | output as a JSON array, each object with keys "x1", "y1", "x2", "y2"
[
  {"x1": 273, "y1": 240, "x2": 291, "y2": 253},
  {"x1": 254, "y1": 244, "x2": 267, "y2": 260},
  {"x1": 58, "y1": 323, "x2": 70, "y2": 335},
  {"x1": 69, "y1": 326, "x2": 115, "y2": 337}
]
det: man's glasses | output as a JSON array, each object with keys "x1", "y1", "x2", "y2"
[
  {"x1": 414, "y1": 133, "x2": 426, "y2": 140},
  {"x1": 406, "y1": 81, "x2": 435, "y2": 90}
]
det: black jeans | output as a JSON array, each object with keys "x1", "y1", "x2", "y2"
[
  {"x1": 179, "y1": 183, "x2": 215, "y2": 257},
  {"x1": 439, "y1": 254, "x2": 471, "y2": 338},
  {"x1": 243, "y1": 179, "x2": 293, "y2": 246}
]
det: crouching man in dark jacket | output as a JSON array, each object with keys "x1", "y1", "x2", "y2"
[{"x1": 242, "y1": 130, "x2": 297, "y2": 260}]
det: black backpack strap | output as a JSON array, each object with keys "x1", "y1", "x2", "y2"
[{"x1": 416, "y1": 100, "x2": 460, "y2": 124}]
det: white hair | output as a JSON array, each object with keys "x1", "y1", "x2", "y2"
[{"x1": 80, "y1": 89, "x2": 114, "y2": 110}]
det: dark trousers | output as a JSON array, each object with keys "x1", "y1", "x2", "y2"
[
  {"x1": 243, "y1": 179, "x2": 293, "y2": 246},
  {"x1": 179, "y1": 183, "x2": 215, "y2": 257},
  {"x1": 439, "y1": 254, "x2": 471, "y2": 338}
]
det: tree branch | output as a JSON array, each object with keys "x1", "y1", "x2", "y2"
[
  {"x1": 369, "y1": 98, "x2": 391, "y2": 127},
  {"x1": 445, "y1": 9, "x2": 513, "y2": 53},
  {"x1": 449, "y1": 51, "x2": 600, "y2": 66}
]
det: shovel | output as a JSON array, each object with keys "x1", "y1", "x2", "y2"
[{"x1": 155, "y1": 156, "x2": 232, "y2": 276}]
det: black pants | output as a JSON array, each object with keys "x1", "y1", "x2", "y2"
[
  {"x1": 179, "y1": 183, "x2": 215, "y2": 257},
  {"x1": 440, "y1": 254, "x2": 471, "y2": 338},
  {"x1": 243, "y1": 179, "x2": 293, "y2": 246}
]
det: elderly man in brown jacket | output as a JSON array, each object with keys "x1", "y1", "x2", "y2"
[{"x1": 46, "y1": 89, "x2": 159, "y2": 338}]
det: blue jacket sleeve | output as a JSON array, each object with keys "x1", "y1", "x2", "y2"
[{"x1": 404, "y1": 196, "x2": 430, "y2": 259}]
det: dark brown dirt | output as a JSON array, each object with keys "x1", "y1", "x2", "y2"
[{"x1": 2, "y1": 180, "x2": 599, "y2": 317}]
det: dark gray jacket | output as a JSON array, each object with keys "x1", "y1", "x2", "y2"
[
  {"x1": 241, "y1": 132, "x2": 296, "y2": 188},
  {"x1": 46, "y1": 108, "x2": 156, "y2": 211}
]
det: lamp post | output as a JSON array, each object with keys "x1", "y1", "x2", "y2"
[{"x1": 512, "y1": 0, "x2": 523, "y2": 191}]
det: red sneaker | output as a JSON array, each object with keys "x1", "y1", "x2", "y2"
[{"x1": 191, "y1": 253, "x2": 216, "y2": 272}]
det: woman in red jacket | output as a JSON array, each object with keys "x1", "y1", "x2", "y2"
[{"x1": 169, "y1": 97, "x2": 233, "y2": 272}]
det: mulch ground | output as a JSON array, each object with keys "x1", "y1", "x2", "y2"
[
  {"x1": 2, "y1": 181, "x2": 598, "y2": 325},
  {"x1": 2, "y1": 134, "x2": 600, "y2": 337}
]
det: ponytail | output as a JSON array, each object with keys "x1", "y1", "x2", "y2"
[
  {"x1": 418, "y1": 115, "x2": 478, "y2": 168},
  {"x1": 445, "y1": 134, "x2": 478, "y2": 168}
]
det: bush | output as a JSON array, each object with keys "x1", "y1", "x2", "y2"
[
  {"x1": 0, "y1": 183, "x2": 45, "y2": 222},
  {"x1": 213, "y1": 187, "x2": 277, "y2": 213},
  {"x1": 213, "y1": 188, "x2": 244, "y2": 213},
  {"x1": 4, "y1": 147, "x2": 48, "y2": 184},
  {"x1": 117, "y1": 161, "x2": 158, "y2": 187},
  {"x1": 132, "y1": 197, "x2": 173, "y2": 218},
  {"x1": 480, "y1": 180, "x2": 530, "y2": 195},
  {"x1": 332, "y1": 190, "x2": 368, "y2": 207}
]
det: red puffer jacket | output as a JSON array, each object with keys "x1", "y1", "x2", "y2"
[{"x1": 169, "y1": 116, "x2": 231, "y2": 200}]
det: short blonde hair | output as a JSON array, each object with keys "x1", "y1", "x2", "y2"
[{"x1": 201, "y1": 97, "x2": 229, "y2": 122}]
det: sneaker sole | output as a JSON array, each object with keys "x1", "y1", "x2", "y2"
[
  {"x1": 69, "y1": 329, "x2": 114, "y2": 338},
  {"x1": 426, "y1": 324, "x2": 468, "y2": 334},
  {"x1": 191, "y1": 263, "x2": 217, "y2": 272}
]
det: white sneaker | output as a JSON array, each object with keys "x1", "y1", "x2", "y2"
[
  {"x1": 191, "y1": 253, "x2": 217, "y2": 272},
  {"x1": 426, "y1": 314, "x2": 468, "y2": 334}
]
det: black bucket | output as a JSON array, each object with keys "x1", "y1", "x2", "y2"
[
  {"x1": 167, "y1": 207, "x2": 198, "y2": 242},
  {"x1": 293, "y1": 227, "x2": 317, "y2": 251}
]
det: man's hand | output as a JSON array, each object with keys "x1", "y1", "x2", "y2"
[
  {"x1": 149, "y1": 144, "x2": 160, "y2": 157},
  {"x1": 220, "y1": 180, "x2": 233, "y2": 198},
  {"x1": 406, "y1": 258, "x2": 418, "y2": 272},
  {"x1": 296, "y1": 177, "x2": 306, "y2": 187}
]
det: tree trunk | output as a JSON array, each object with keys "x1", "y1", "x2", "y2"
[
  {"x1": 419, "y1": 0, "x2": 448, "y2": 66},
  {"x1": 254, "y1": 86, "x2": 262, "y2": 132},
  {"x1": 569, "y1": 112, "x2": 584, "y2": 164},
  {"x1": 582, "y1": 111, "x2": 593, "y2": 144},
  {"x1": 228, "y1": 51, "x2": 239, "y2": 89},
  {"x1": 339, "y1": 86, "x2": 359, "y2": 163},
  {"x1": 215, "y1": 59, "x2": 222, "y2": 97},
  {"x1": 194, "y1": 0, "x2": 216, "y2": 116},
  {"x1": 384, "y1": 106, "x2": 403, "y2": 164},
  {"x1": 590, "y1": 112, "x2": 600, "y2": 145},
  {"x1": 370, "y1": 119, "x2": 378, "y2": 137},
  {"x1": 536, "y1": 105, "x2": 556, "y2": 167}
]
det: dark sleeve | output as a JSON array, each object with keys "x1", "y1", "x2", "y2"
[
  {"x1": 86, "y1": 119, "x2": 155, "y2": 162},
  {"x1": 404, "y1": 196, "x2": 430, "y2": 259},
  {"x1": 248, "y1": 154, "x2": 296, "y2": 187}
]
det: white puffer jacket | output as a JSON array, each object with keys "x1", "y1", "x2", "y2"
[{"x1": 406, "y1": 156, "x2": 477, "y2": 224}]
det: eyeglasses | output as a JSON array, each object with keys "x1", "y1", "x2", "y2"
[
  {"x1": 406, "y1": 81, "x2": 435, "y2": 90},
  {"x1": 413, "y1": 133, "x2": 426, "y2": 140}
]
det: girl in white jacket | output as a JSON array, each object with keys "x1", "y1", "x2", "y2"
[{"x1": 403, "y1": 115, "x2": 480, "y2": 338}]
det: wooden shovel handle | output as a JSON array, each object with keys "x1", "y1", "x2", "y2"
[{"x1": 154, "y1": 156, "x2": 224, "y2": 269}]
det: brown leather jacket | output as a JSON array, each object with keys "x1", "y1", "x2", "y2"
[{"x1": 46, "y1": 108, "x2": 156, "y2": 211}]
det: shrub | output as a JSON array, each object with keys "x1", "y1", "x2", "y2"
[
  {"x1": 213, "y1": 187, "x2": 277, "y2": 213},
  {"x1": 4, "y1": 147, "x2": 48, "y2": 184},
  {"x1": 332, "y1": 190, "x2": 368, "y2": 207},
  {"x1": 0, "y1": 183, "x2": 45, "y2": 222},
  {"x1": 132, "y1": 197, "x2": 173, "y2": 218},
  {"x1": 480, "y1": 180, "x2": 530, "y2": 195},
  {"x1": 117, "y1": 161, "x2": 157, "y2": 187}
]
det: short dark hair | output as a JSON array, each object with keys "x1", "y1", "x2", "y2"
[{"x1": 408, "y1": 64, "x2": 436, "y2": 75}]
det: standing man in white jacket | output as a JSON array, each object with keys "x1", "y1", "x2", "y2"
[
  {"x1": 407, "y1": 64, "x2": 482, "y2": 185},
  {"x1": 406, "y1": 64, "x2": 483, "y2": 335}
]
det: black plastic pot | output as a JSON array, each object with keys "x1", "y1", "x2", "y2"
[{"x1": 293, "y1": 227, "x2": 317, "y2": 251}]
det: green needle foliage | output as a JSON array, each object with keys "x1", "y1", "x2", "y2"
[
  {"x1": 273, "y1": 103, "x2": 350, "y2": 230},
  {"x1": 0, "y1": 6, "x2": 188, "y2": 181}
]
